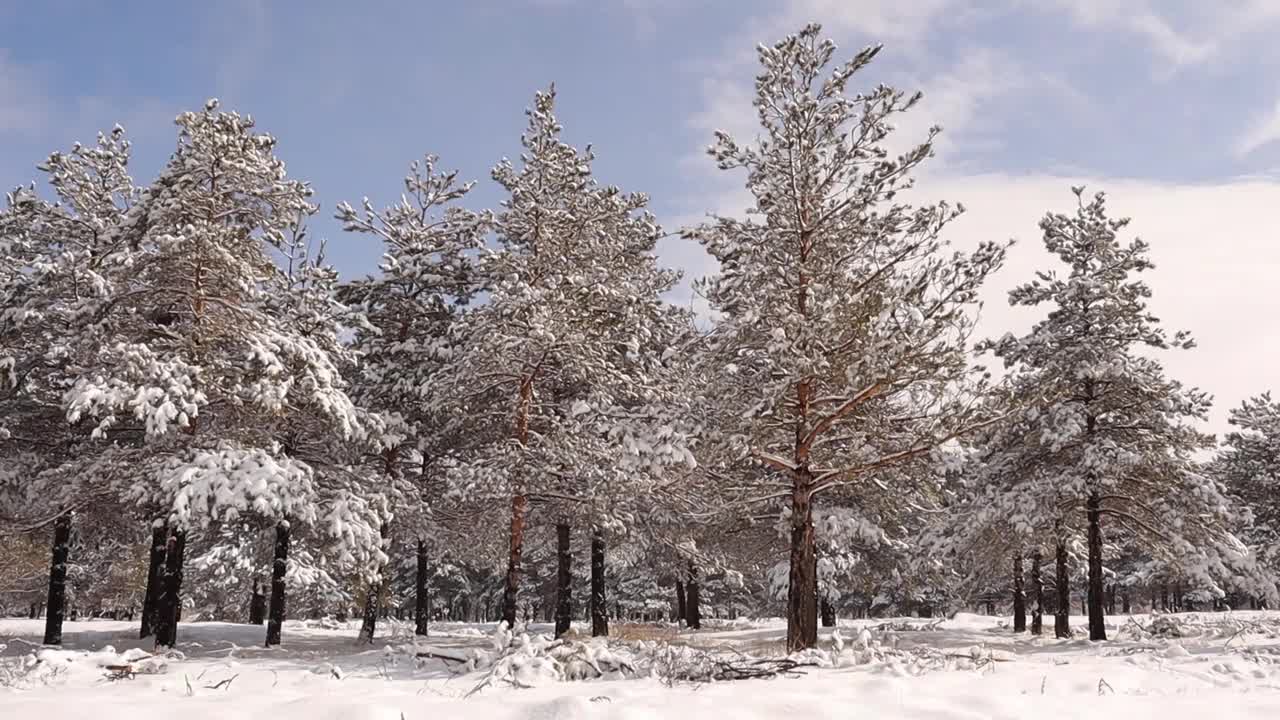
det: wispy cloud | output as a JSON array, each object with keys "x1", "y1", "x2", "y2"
[{"x1": 1235, "y1": 99, "x2": 1280, "y2": 157}]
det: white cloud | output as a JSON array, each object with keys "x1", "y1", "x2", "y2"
[
  {"x1": 1044, "y1": 0, "x2": 1280, "y2": 70},
  {"x1": 1235, "y1": 99, "x2": 1280, "y2": 157}
]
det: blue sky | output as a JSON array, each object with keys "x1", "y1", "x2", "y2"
[{"x1": 4, "y1": 0, "x2": 1280, "y2": 433}]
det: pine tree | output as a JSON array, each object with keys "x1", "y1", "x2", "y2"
[
  {"x1": 434, "y1": 87, "x2": 693, "y2": 629},
  {"x1": 1215, "y1": 394, "x2": 1280, "y2": 592},
  {"x1": 984, "y1": 187, "x2": 1263, "y2": 640},
  {"x1": 687, "y1": 24, "x2": 1007, "y2": 651},
  {"x1": 58, "y1": 101, "x2": 381, "y2": 648}
]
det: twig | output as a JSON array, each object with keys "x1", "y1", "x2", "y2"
[{"x1": 204, "y1": 674, "x2": 238, "y2": 690}]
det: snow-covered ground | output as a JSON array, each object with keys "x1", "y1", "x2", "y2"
[{"x1": 3, "y1": 612, "x2": 1280, "y2": 718}]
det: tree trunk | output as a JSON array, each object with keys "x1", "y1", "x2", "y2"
[
  {"x1": 1086, "y1": 492, "x2": 1106, "y2": 641},
  {"x1": 554, "y1": 522, "x2": 572, "y2": 638},
  {"x1": 1013, "y1": 553, "x2": 1027, "y2": 633},
  {"x1": 358, "y1": 523, "x2": 390, "y2": 643},
  {"x1": 685, "y1": 560, "x2": 701, "y2": 630},
  {"x1": 359, "y1": 577, "x2": 380, "y2": 643},
  {"x1": 785, "y1": 469, "x2": 818, "y2": 651},
  {"x1": 1030, "y1": 549, "x2": 1044, "y2": 635},
  {"x1": 42, "y1": 511, "x2": 72, "y2": 645},
  {"x1": 1054, "y1": 538, "x2": 1070, "y2": 639},
  {"x1": 501, "y1": 493, "x2": 528, "y2": 629},
  {"x1": 154, "y1": 528, "x2": 187, "y2": 648},
  {"x1": 1122, "y1": 592, "x2": 1131, "y2": 614},
  {"x1": 249, "y1": 580, "x2": 266, "y2": 625},
  {"x1": 415, "y1": 539, "x2": 430, "y2": 636},
  {"x1": 675, "y1": 580, "x2": 686, "y2": 624},
  {"x1": 590, "y1": 527, "x2": 608, "y2": 637},
  {"x1": 265, "y1": 521, "x2": 290, "y2": 647},
  {"x1": 139, "y1": 524, "x2": 167, "y2": 639},
  {"x1": 820, "y1": 596, "x2": 836, "y2": 627}
]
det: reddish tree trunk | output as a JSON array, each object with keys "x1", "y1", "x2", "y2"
[
  {"x1": 501, "y1": 493, "x2": 529, "y2": 628},
  {"x1": 786, "y1": 468, "x2": 818, "y2": 651}
]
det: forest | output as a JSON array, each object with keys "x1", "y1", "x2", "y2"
[{"x1": 2, "y1": 22, "x2": 1277, "y2": 670}]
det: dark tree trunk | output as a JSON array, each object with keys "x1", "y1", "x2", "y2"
[
  {"x1": 265, "y1": 521, "x2": 290, "y2": 647},
  {"x1": 1086, "y1": 492, "x2": 1106, "y2": 641},
  {"x1": 1122, "y1": 591, "x2": 1131, "y2": 614},
  {"x1": 675, "y1": 580, "x2": 686, "y2": 624},
  {"x1": 590, "y1": 526, "x2": 608, "y2": 637},
  {"x1": 685, "y1": 560, "x2": 701, "y2": 630},
  {"x1": 42, "y1": 512, "x2": 72, "y2": 645},
  {"x1": 786, "y1": 469, "x2": 817, "y2": 651},
  {"x1": 359, "y1": 577, "x2": 380, "y2": 643},
  {"x1": 249, "y1": 580, "x2": 267, "y2": 625},
  {"x1": 154, "y1": 528, "x2": 187, "y2": 648},
  {"x1": 1030, "y1": 549, "x2": 1044, "y2": 635},
  {"x1": 139, "y1": 524, "x2": 167, "y2": 639},
  {"x1": 1013, "y1": 553, "x2": 1027, "y2": 633},
  {"x1": 415, "y1": 539, "x2": 430, "y2": 636},
  {"x1": 820, "y1": 596, "x2": 836, "y2": 627},
  {"x1": 501, "y1": 493, "x2": 528, "y2": 629},
  {"x1": 1054, "y1": 538, "x2": 1071, "y2": 639},
  {"x1": 554, "y1": 522, "x2": 572, "y2": 638}
]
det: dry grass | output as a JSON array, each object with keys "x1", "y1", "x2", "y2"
[{"x1": 561, "y1": 623, "x2": 680, "y2": 643}]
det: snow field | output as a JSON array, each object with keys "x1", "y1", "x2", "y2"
[{"x1": 4, "y1": 612, "x2": 1280, "y2": 718}]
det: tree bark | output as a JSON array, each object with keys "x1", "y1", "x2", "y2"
[
  {"x1": 786, "y1": 468, "x2": 818, "y2": 651},
  {"x1": 820, "y1": 596, "x2": 836, "y2": 627},
  {"x1": 1054, "y1": 538, "x2": 1070, "y2": 639},
  {"x1": 249, "y1": 579, "x2": 266, "y2": 625},
  {"x1": 415, "y1": 539, "x2": 430, "y2": 636},
  {"x1": 42, "y1": 511, "x2": 72, "y2": 645},
  {"x1": 1013, "y1": 553, "x2": 1027, "y2": 633},
  {"x1": 554, "y1": 522, "x2": 572, "y2": 638},
  {"x1": 1086, "y1": 492, "x2": 1106, "y2": 640},
  {"x1": 265, "y1": 521, "x2": 290, "y2": 647},
  {"x1": 359, "y1": 576, "x2": 380, "y2": 643},
  {"x1": 685, "y1": 560, "x2": 701, "y2": 630},
  {"x1": 1030, "y1": 549, "x2": 1044, "y2": 635},
  {"x1": 501, "y1": 493, "x2": 528, "y2": 629},
  {"x1": 675, "y1": 579, "x2": 686, "y2": 624},
  {"x1": 154, "y1": 528, "x2": 187, "y2": 648},
  {"x1": 590, "y1": 526, "x2": 608, "y2": 637},
  {"x1": 358, "y1": 520, "x2": 386, "y2": 638},
  {"x1": 139, "y1": 524, "x2": 167, "y2": 639}
]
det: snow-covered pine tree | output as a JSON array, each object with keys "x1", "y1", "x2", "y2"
[
  {"x1": 984, "y1": 187, "x2": 1264, "y2": 640},
  {"x1": 59, "y1": 101, "x2": 382, "y2": 648},
  {"x1": 1214, "y1": 394, "x2": 1280, "y2": 595},
  {"x1": 687, "y1": 24, "x2": 1007, "y2": 651},
  {"x1": 434, "y1": 86, "x2": 694, "y2": 630},
  {"x1": 0, "y1": 127, "x2": 141, "y2": 644},
  {"x1": 336, "y1": 153, "x2": 484, "y2": 640}
]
